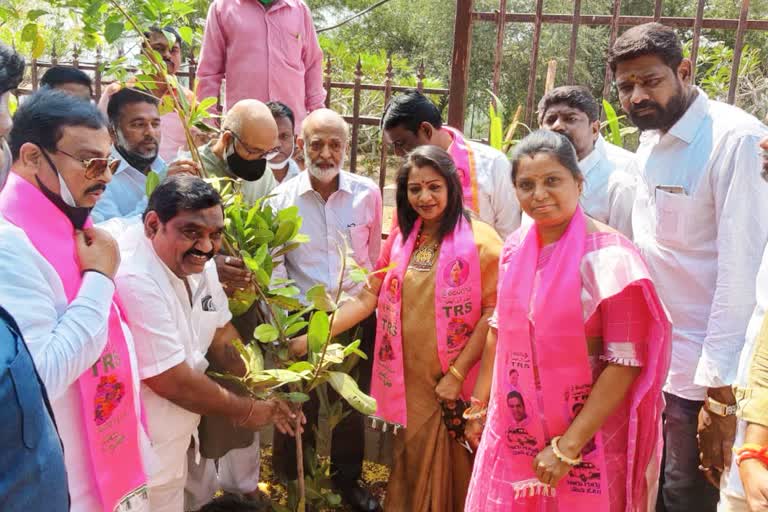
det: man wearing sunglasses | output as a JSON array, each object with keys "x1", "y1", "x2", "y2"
[
  {"x1": 0, "y1": 88, "x2": 150, "y2": 511},
  {"x1": 0, "y1": 44, "x2": 70, "y2": 512}
]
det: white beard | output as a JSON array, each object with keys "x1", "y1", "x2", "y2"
[{"x1": 305, "y1": 147, "x2": 344, "y2": 183}]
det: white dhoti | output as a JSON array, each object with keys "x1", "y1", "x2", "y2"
[{"x1": 184, "y1": 433, "x2": 261, "y2": 510}]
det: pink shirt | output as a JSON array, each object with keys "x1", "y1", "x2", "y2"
[{"x1": 196, "y1": 0, "x2": 326, "y2": 131}]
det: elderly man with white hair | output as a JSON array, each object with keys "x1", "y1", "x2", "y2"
[{"x1": 268, "y1": 109, "x2": 383, "y2": 512}]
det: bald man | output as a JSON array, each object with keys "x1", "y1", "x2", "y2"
[
  {"x1": 183, "y1": 98, "x2": 283, "y2": 508},
  {"x1": 195, "y1": 99, "x2": 281, "y2": 205},
  {"x1": 268, "y1": 109, "x2": 383, "y2": 512}
]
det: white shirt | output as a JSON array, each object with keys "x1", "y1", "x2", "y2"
[
  {"x1": 91, "y1": 147, "x2": 167, "y2": 223},
  {"x1": 467, "y1": 139, "x2": 521, "y2": 239},
  {"x1": 579, "y1": 136, "x2": 637, "y2": 238},
  {"x1": 269, "y1": 171, "x2": 382, "y2": 300},
  {"x1": 114, "y1": 224, "x2": 231, "y2": 486},
  {"x1": 0, "y1": 217, "x2": 149, "y2": 512},
  {"x1": 723, "y1": 242, "x2": 768, "y2": 499},
  {"x1": 630, "y1": 89, "x2": 768, "y2": 400},
  {"x1": 596, "y1": 134, "x2": 635, "y2": 171}
]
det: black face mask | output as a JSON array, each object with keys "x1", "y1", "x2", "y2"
[
  {"x1": 226, "y1": 142, "x2": 267, "y2": 182},
  {"x1": 35, "y1": 175, "x2": 91, "y2": 230},
  {"x1": 115, "y1": 143, "x2": 158, "y2": 174}
]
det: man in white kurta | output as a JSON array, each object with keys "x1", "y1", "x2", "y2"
[
  {"x1": 0, "y1": 89, "x2": 150, "y2": 512},
  {"x1": 609, "y1": 22, "x2": 768, "y2": 511},
  {"x1": 114, "y1": 174, "x2": 296, "y2": 511},
  {"x1": 538, "y1": 85, "x2": 636, "y2": 237},
  {"x1": 382, "y1": 90, "x2": 520, "y2": 239}
]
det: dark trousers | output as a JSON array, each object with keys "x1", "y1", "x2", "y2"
[
  {"x1": 273, "y1": 313, "x2": 376, "y2": 485},
  {"x1": 656, "y1": 392, "x2": 720, "y2": 512}
]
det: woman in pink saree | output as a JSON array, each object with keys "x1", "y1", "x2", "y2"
[{"x1": 464, "y1": 130, "x2": 671, "y2": 512}]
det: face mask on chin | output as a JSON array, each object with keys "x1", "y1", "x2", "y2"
[
  {"x1": 36, "y1": 151, "x2": 91, "y2": 229},
  {"x1": 115, "y1": 143, "x2": 158, "y2": 174},
  {"x1": 225, "y1": 141, "x2": 267, "y2": 181},
  {"x1": 267, "y1": 137, "x2": 295, "y2": 171}
]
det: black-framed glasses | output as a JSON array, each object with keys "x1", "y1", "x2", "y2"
[
  {"x1": 227, "y1": 130, "x2": 281, "y2": 161},
  {"x1": 53, "y1": 148, "x2": 118, "y2": 179}
]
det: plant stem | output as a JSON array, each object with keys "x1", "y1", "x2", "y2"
[{"x1": 294, "y1": 403, "x2": 306, "y2": 512}]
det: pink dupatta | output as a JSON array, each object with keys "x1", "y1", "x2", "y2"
[
  {"x1": 443, "y1": 126, "x2": 479, "y2": 213},
  {"x1": 0, "y1": 173, "x2": 147, "y2": 511},
  {"x1": 371, "y1": 217, "x2": 481, "y2": 427},
  {"x1": 465, "y1": 207, "x2": 670, "y2": 512}
]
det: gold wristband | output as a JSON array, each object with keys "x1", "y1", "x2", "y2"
[
  {"x1": 448, "y1": 365, "x2": 465, "y2": 382},
  {"x1": 550, "y1": 435, "x2": 582, "y2": 466}
]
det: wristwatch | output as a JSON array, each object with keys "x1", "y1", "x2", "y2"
[{"x1": 705, "y1": 396, "x2": 737, "y2": 417}]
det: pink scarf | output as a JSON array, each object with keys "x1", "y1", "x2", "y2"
[
  {"x1": 443, "y1": 126, "x2": 479, "y2": 213},
  {"x1": 372, "y1": 216, "x2": 481, "y2": 427},
  {"x1": 466, "y1": 207, "x2": 670, "y2": 511},
  {"x1": 0, "y1": 172, "x2": 147, "y2": 511}
]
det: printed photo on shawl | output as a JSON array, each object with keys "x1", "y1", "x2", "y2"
[{"x1": 445, "y1": 257, "x2": 470, "y2": 287}]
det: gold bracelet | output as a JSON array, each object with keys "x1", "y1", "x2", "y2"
[
  {"x1": 550, "y1": 436, "x2": 582, "y2": 466},
  {"x1": 448, "y1": 365, "x2": 465, "y2": 382}
]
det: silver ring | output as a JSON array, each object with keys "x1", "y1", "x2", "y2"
[{"x1": 225, "y1": 256, "x2": 232, "y2": 265}]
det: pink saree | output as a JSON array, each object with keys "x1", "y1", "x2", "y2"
[{"x1": 465, "y1": 208, "x2": 671, "y2": 512}]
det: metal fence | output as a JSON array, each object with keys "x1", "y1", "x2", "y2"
[
  {"x1": 447, "y1": 0, "x2": 768, "y2": 127},
  {"x1": 13, "y1": 47, "x2": 449, "y2": 189}
]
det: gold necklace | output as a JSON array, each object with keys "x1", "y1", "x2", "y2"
[{"x1": 411, "y1": 227, "x2": 439, "y2": 271}]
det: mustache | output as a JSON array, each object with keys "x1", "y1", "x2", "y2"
[
  {"x1": 184, "y1": 247, "x2": 215, "y2": 261},
  {"x1": 85, "y1": 183, "x2": 107, "y2": 194},
  {"x1": 630, "y1": 100, "x2": 661, "y2": 114}
]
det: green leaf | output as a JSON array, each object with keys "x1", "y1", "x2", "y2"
[
  {"x1": 253, "y1": 324, "x2": 279, "y2": 343},
  {"x1": 272, "y1": 242, "x2": 302, "y2": 258},
  {"x1": 26, "y1": 9, "x2": 47, "y2": 21},
  {"x1": 287, "y1": 361, "x2": 314, "y2": 373},
  {"x1": 197, "y1": 96, "x2": 217, "y2": 113},
  {"x1": 265, "y1": 295, "x2": 302, "y2": 311},
  {"x1": 281, "y1": 392, "x2": 310, "y2": 403},
  {"x1": 271, "y1": 285, "x2": 300, "y2": 298},
  {"x1": 277, "y1": 205, "x2": 299, "y2": 221},
  {"x1": 157, "y1": 94, "x2": 174, "y2": 116},
  {"x1": 327, "y1": 371, "x2": 377, "y2": 415},
  {"x1": 601, "y1": 99, "x2": 622, "y2": 147},
  {"x1": 227, "y1": 289, "x2": 257, "y2": 317},
  {"x1": 21, "y1": 23, "x2": 37, "y2": 43},
  {"x1": 307, "y1": 311, "x2": 330, "y2": 354},
  {"x1": 284, "y1": 320, "x2": 308, "y2": 337},
  {"x1": 254, "y1": 268, "x2": 271, "y2": 288},
  {"x1": 177, "y1": 25, "x2": 194, "y2": 44},
  {"x1": 272, "y1": 220, "x2": 296, "y2": 247},
  {"x1": 105, "y1": 21, "x2": 124, "y2": 43},
  {"x1": 145, "y1": 170, "x2": 160, "y2": 197},
  {"x1": 306, "y1": 284, "x2": 337, "y2": 312}
]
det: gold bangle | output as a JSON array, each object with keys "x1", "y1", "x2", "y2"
[
  {"x1": 550, "y1": 436, "x2": 582, "y2": 466},
  {"x1": 235, "y1": 400, "x2": 255, "y2": 427},
  {"x1": 448, "y1": 365, "x2": 465, "y2": 382}
]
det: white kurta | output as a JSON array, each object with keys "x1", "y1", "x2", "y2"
[
  {"x1": 114, "y1": 224, "x2": 231, "y2": 511},
  {"x1": 630, "y1": 89, "x2": 768, "y2": 400},
  {"x1": 0, "y1": 217, "x2": 150, "y2": 512}
]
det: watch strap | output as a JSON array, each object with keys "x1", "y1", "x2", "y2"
[{"x1": 706, "y1": 396, "x2": 737, "y2": 417}]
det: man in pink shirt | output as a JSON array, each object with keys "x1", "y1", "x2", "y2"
[{"x1": 196, "y1": 0, "x2": 326, "y2": 132}]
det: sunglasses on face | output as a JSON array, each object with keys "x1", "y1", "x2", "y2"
[
  {"x1": 227, "y1": 130, "x2": 281, "y2": 161},
  {"x1": 54, "y1": 148, "x2": 119, "y2": 179}
]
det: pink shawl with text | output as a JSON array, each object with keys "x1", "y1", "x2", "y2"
[
  {"x1": 0, "y1": 172, "x2": 147, "y2": 511},
  {"x1": 465, "y1": 208, "x2": 670, "y2": 512}
]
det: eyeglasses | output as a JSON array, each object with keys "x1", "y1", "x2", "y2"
[
  {"x1": 55, "y1": 149, "x2": 118, "y2": 179},
  {"x1": 227, "y1": 130, "x2": 281, "y2": 161}
]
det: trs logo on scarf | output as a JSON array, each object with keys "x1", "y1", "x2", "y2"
[{"x1": 94, "y1": 375, "x2": 126, "y2": 425}]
